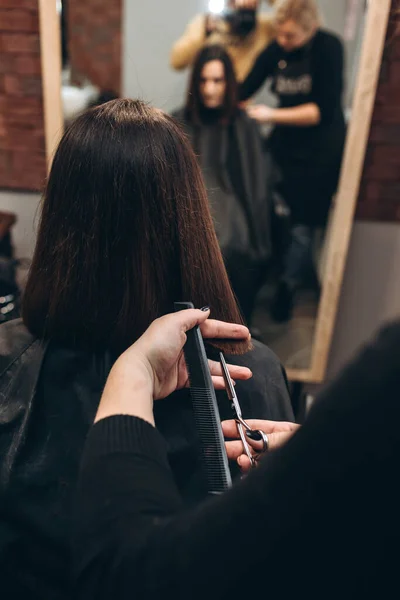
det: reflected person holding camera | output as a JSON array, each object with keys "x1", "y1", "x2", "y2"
[{"x1": 171, "y1": 0, "x2": 276, "y2": 85}]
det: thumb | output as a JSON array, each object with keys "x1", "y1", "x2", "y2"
[{"x1": 243, "y1": 430, "x2": 295, "y2": 454}]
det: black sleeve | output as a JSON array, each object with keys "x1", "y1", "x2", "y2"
[
  {"x1": 73, "y1": 322, "x2": 400, "y2": 600},
  {"x1": 311, "y1": 34, "x2": 344, "y2": 124},
  {"x1": 239, "y1": 43, "x2": 277, "y2": 101}
]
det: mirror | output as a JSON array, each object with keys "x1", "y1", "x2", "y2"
[{"x1": 52, "y1": 0, "x2": 389, "y2": 382}]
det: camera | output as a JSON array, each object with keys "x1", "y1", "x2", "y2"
[{"x1": 222, "y1": 9, "x2": 257, "y2": 36}]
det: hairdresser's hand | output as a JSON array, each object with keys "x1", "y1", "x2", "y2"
[
  {"x1": 126, "y1": 309, "x2": 252, "y2": 400},
  {"x1": 96, "y1": 310, "x2": 252, "y2": 425},
  {"x1": 205, "y1": 14, "x2": 220, "y2": 35},
  {"x1": 246, "y1": 104, "x2": 275, "y2": 124},
  {"x1": 222, "y1": 419, "x2": 300, "y2": 472}
]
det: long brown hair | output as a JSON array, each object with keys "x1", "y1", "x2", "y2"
[
  {"x1": 185, "y1": 45, "x2": 238, "y2": 126},
  {"x1": 22, "y1": 99, "x2": 250, "y2": 355}
]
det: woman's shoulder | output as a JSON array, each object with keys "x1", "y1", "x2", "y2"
[
  {"x1": 315, "y1": 29, "x2": 344, "y2": 52},
  {"x1": 0, "y1": 318, "x2": 37, "y2": 370},
  {"x1": 240, "y1": 339, "x2": 288, "y2": 384},
  {"x1": 225, "y1": 340, "x2": 294, "y2": 422}
]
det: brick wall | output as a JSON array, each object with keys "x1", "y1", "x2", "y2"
[
  {"x1": 0, "y1": 0, "x2": 46, "y2": 192},
  {"x1": 67, "y1": 0, "x2": 122, "y2": 94},
  {"x1": 357, "y1": 0, "x2": 400, "y2": 221}
]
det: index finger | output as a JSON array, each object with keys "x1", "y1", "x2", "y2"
[{"x1": 199, "y1": 318, "x2": 250, "y2": 340}]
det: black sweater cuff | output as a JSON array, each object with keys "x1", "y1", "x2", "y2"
[{"x1": 83, "y1": 415, "x2": 170, "y2": 470}]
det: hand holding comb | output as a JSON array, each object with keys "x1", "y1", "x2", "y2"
[{"x1": 174, "y1": 302, "x2": 232, "y2": 494}]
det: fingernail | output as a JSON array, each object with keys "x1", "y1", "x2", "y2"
[
  {"x1": 200, "y1": 306, "x2": 210, "y2": 312},
  {"x1": 245, "y1": 430, "x2": 263, "y2": 441}
]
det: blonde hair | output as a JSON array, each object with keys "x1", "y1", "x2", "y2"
[{"x1": 273, "y1": 0, "x2": 321, "y2": 32}]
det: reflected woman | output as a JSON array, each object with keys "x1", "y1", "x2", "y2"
[
  {"x1": 173, "y1": 45, "x2": 272, "y2": 327},
  {"x1": 240, "y1": 0, "x2": 346, "y2": 321}
]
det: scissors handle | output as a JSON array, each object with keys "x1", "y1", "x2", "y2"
[
  {"x1": 219, "y1": 352, "x2": 268, "y2": 468},
  {"x1": 236, "y1": 421, "x2": 256, "y2": 468}
]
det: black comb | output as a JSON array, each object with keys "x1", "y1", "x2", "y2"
[{"x1": 174, "y1": 302, "x2": 232, "y2": 494}]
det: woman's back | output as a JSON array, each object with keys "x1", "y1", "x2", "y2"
[{"x1": 0, "y1": 99, "x2": 293, "y2": 596}]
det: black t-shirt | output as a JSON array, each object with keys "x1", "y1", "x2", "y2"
[{"x1": 240, "y1": 29, "x2": 346, "y2": 166}]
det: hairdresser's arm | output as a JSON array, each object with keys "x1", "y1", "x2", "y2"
[
  {"x1": 246, "y1": 102, "x2": 321, "y2": 126},
  {"x1": 74, "y1": 316, "x2": 400, "y2": 599},
  {"x1": 246, "y1": 35, "x2": 344, "y2": 127},
  {"x1": 170, "y1": 14, "x2": 207, "y2": 70},
  {"x1": 239, "y1": 43, "x2": 277, "y2": 101}
]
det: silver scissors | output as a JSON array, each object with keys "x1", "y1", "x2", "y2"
[{"x1": 219, "y1": 352, "x2": 269, "y2": 468}]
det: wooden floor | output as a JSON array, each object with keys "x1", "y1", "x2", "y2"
[{"x1": 252, "y1": 284, "x2": 319, "y2": 371}]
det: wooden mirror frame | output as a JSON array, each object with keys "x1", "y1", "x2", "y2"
[
  {"x1": 38, "y1": 0, "x2": 63, "y2": 168},
  {"x1": 286, "y1": 0, "x2": 392, "y2": 383},
  {"x1": 38, "y1": 0, "x2": 391, "y2": 384}
]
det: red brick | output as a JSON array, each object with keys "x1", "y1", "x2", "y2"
[
  {"x1": 357, "y1": 203, "x2": 397, "y2": 223},
  {"x1": 0, "y1": 53, "x2": 15, "y2": 74},
  {"x1": 380, "y1": 181, "x2": 400, "y2": 202},
  {"x1": 0, "y1": 9, "x2": 39, "y2": 33},
  {"x1": 0, "y1": 32, "x2": 40, "y2": 53},
  {"x1": 369, "y1": 123, "x2": 400, "y2": 144},
  {"x1": 388, "y1": 59, "x2": 400, "y2": 85},
  {"x1": 11, "y1": 149, "x2": 46, "y2": 173},
  {"x1": 372, "y1": 105, "x2": 400, "y2": 123},
  {"x1": 379, "y1": 60, "x2": 390, "y2": 84},
  {"x1": 375, "y1": 83, "x2": 400, "y2": 106},
  {"x1": 3, "y1": 74, "x2": 42, "y2": 97},
  {"x1": 1, "y1": 170, "x2": 44, "y2": 191},
  {"x1": 0, "y1": 149, "x2": 11, "y2": 170},
  {"x1": 359, "y1": 182, "x2": 382, "y2": 204},
  {"x1": 14, "y1": 54, "x2": 41, "y2": 75},
  {"x1": 367, "y1": 145, "x2": 400, "y2": 166},
  {"x1": 22, "y1": 76, "x2": 42, "y2": 97},
  {"x1": 0, "y1": 0, "x2": 38, "y2": 7},
  {"x1": 3, "y1": 74, "x2": 22, "y2": 95},
  {"x1": 5, "y1": 127, "x2": 45, "y2": 152},
  {"x1": 363, "y1": 162, "x2": 400, "y2": 181},
  {"x1": 0, "y1": 115, "x2": 6, "y2": 137},
  {"x1": 3, "y1": 96, "x2": 43, "y2": 117},
  {"x1": 385, "y1": 39, "x2": 400, "y2": 62}
]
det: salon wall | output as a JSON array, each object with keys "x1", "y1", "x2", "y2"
[
  {"x1": 0, "y1": 0, "x2": 46, "y2": 191},
  {"x1": 123, "y1": 0, "x2": 201, "y2": 111},
  {"x1": 327, "y1": 222, "x2": 400, "y2": 377}
]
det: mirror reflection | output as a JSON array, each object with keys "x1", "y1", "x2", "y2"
[{"x1": 59, "y1": 0, "x2": 367, "y2": 372}]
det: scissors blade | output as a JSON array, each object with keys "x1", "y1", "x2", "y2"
[{"x1": 219, "y1": 352, "x2": 243, "y2": 420}]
